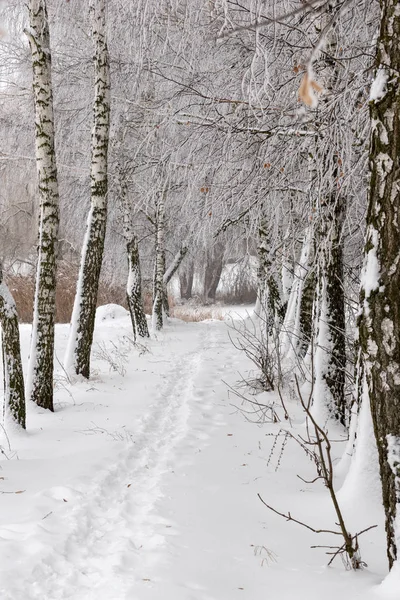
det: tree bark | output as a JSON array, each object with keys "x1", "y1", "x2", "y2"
[
  {"x1": 314, "y1": 193, "x2": 346, "y2": 425},
  {"x1": 65, "y1": 0, "x2": 110, "y2": 377},
  {"x1": 0, "y1": 268, "x2": 25, "y2": 429},
  {"x1": 118, "y1": 173, "x2": 149, "y2": 339},
  {"x1": 299, "y1": 267, "x2": 315, "y2": 358},
  {"x1": 126, "y1": 234, "x2": 149, "y2": 338},
  {"x1": 164, "y1": 244, "x2": 188, "y2": 286},
  {"x1": 152, "y1": 193, "x2": 165, "y2": 330},
  {"x1": 359, "y1": 0, "x2": 400, "y2": 570},
  {"x1": 25, "y1": 0, "x2": 59, "y2": 411},
  {"x1": 312, "y1": 3, "x2": 346, "y2": 426},
  {"x1": 257, "y1": 217, "x2": 286, "y2": 331}
]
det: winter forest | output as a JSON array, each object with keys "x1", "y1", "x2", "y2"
[{"x1": 0, "y1": 0, "x2": 399, "y2": 598}]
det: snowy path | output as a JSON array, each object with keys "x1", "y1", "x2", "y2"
[
  {"x1": 0, "y1": 313, "x2": 390, "y2": 599},
  {"x1": 0, "y1": 320, "x2": 235, "y2": 599},
  {"x1": 26, "y1": 338, "x2": 206, "y2": 599}
]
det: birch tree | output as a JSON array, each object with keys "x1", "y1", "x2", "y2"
[
  {"x1": 120, "y1": 174, "x2": 149, "y2": 339},
  {"x1": 65, "y1": 0, "x2": 110, "y2": 377},
  {"x1": 0, "y1": 265, "x2": 25, "y2": 429},
  {"x1": 152, "y1": 191, "x2": 166, "y2": 331},
  {"x1": 25, "y1": 0, "x2": 59, "y2": 411},
  {"x1": 359, "y1": 0, "x2": 400, "y2": 570}
]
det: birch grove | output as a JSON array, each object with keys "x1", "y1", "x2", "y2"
[{"x1": 1, "y1": 0, "x2": 400, "y2": 580}]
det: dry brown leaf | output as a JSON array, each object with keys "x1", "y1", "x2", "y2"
[
  {"x1": 311, "y1": 80, "x2": 323, "y2": 93},
  {"x1": 298, "y1": 73, "x2": 323, "y2": 107}
]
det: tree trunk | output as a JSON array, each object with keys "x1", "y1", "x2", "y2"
[
  {"x1": 118, "y1": 176, "x2": 149, "y2": 339},
  {"x1": 298, "y1": 268, "x2": 315, "y2": 358},
  {"x1": 257, "y1": 217, "x2": 286, "y2": 331},
  {"x1": 126, "y1": 235, "x2": 149, "y2": 338},
  {"x1": 203, "y1": 241, "x2": 224, "y2": 303},
  {"x1": 64, "y1": 0, "x2": 110, "y2": 377},
  {"x1": 312, "y1": 3, "x2": 346, "y2": 426},
  {"x1": 152, "y1": 193, "x2": 165, "y2": 330},
  {"x1": 164, "y1": 244, "x2": 188, "y2": 286},
  {"x1": 180, "y1": 262, "x2": 194, "y2": 300},
  {"x1": 0, "y1": 268, "x2": 25, "y2": 429},
  {"x1": 314, "y1": 194, "x2": 346, "y2": 426},
  {"x1": 359, "y1": 0, "x2": 400, "y2": 570},
  {"x1": 280, "y1": 228, "x2": 312, "y2": 360},
  {"x1": 24, "y1": 0, "x2": 59, "y2": 411}
]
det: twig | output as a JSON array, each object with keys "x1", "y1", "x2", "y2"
[{"x1": 257, "y1": 494, "x2": 342, "y2": 536}]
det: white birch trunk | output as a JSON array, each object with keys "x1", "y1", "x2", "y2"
[
  {"x1": 311, "y1": 3, "x2": 346, "y2": 426},
  {"x1": 163, "y1": 243, "x2": 188, "y2": 286},
  {"x1": 120, "y1": 179, "x2": 149, "y2": 339},
  {"x1": 24, "y1": 0, "x2": 59, "y2": 411},
  {"x1": 152, "y1": 193, "x2": 165, "y2": 331},
  {"x1": 65, "y1": 0, "x2": 110, "y2": 377},
  {"x1": 0, "y1": 267, "x2": 25, "y2": 430},
  {"x1": 280, "y1": 228, "x2": 312, "y2": 361}
]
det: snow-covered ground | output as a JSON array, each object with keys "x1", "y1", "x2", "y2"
[{"x1": 0, "y1": 306, "x2": 393, "y2": 599}]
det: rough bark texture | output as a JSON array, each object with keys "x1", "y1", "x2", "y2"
[
  {"x1": 313, "y1": 3, "x2": 346, "y2": 426},
  {"x1": 359, "y1": 0, "x2": 400, "y2": 569},
  {"x1": 25, "y1": 0, "x2": 60, "y2": 411},
  {"x1": 0, "y1": 270, "x2": 25, "y2": 429},
  {"x1": 115, "y1": 157, "x2": 149, "y2": 339},
  {"x1": 67, "y1": 0, "x2": 110, "y2": 377},
  {"x1": 257, "y1": 218, "x2": 285, "y2": 330},
  {"x1": 315, "y1": 194, "x2": 346, "y2": 425},
  {"x1": 299, "y1": 268, "x2": 315, "y2": 358},
  {"x1": 126, "y1": 233, "x2": 149, "y2": 339},
  {"x1": 152, "y1": 194, "x2": 165, "y2": 330}
]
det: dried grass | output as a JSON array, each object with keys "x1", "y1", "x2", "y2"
[
  {"x1": 7, "y1": 264, "x2": 127, "y2": 323},
  {"x1": 7, "y1": 268, "x2": 225, "y2": 325},
  {"x1": 171, "y1": 305, "x2": 224, "y2": 322}
]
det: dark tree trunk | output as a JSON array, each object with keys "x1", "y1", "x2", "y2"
[
  {"x1": 203, "y1": 242, "x2": 224, "y2": 303},
  {"x1": 126, "y1": 235, "x2": 149, "y2": 339},
  {"x1": 312, "y1": 2, "x2": 347, "y2": 426},
  {"x1": 180, "y1": 262, "x2": 194, "y2": 300},
  {"x1": 299, "y1": 268, "x2": 315, "y2": 358},
  {"x1": 359, "y1": 0, "x2": 400, "y2": 570},
  {"x1": 315, "y1": 193, "x2": 346, "y2": 425}
]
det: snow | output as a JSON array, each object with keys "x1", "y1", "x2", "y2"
[
  {"x1": 0, "y1": 281, "x2": 18, "y2": 318},
  {"x1": 0, "y1": 306, "x2": 391, "y2": 599},
  {"x1": 361, "y1": 227, "x2": 380, "y2": 300},
  {"x1": 95, "y1": 303, "x2": 129, "y2": 322},
  {"x1": 370, "y1": 68, "x2": 388, "y2": 102}
]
